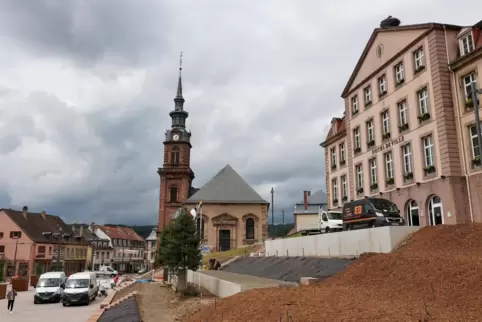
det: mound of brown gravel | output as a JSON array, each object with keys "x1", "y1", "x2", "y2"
[{"x1": 186, "y1": 224, "x2": 482, "y2": 322}]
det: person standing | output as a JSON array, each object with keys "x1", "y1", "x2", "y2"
[{"x1": 6, "y1": 286, "x2": 17, "y2": 314}]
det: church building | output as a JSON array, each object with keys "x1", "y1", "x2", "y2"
[{"x1": 157, "y1": 66, "x2": 269, "y2": 251}]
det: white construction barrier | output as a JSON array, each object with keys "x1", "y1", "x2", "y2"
[{"x1": 265, "y1": 226, "x2": 420, "y2": 257}]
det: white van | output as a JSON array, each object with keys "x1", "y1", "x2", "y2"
[
  {"x1": 34, "y1": 271, "x2": 67, "y2": 304},
  {"x1": 62, "y1": 272, "x2": 98, "y2": 306},
  {"x1": 319, "y1": 210, "x2": 344, "y2": 233}
]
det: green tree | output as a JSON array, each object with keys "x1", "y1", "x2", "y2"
[{"x1": 158, "y1": 207, "x2": 202, "y2": 274}]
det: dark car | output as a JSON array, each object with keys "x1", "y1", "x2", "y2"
[{"x1": 342, "y1": 198, "x2": 404, "y2": 230}]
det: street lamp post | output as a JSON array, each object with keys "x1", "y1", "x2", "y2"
[
  {"x1": 12, "y1": 238, "x2": 19, "y2": 276},
  {"x1": 55, "y1": 227, "x2": 62, "y2": 271},
  {"x1": 270, "y1": 187, "x2": 274, "y2": 238},
  {"x1": 470, "y1": 82, "x2": 482, "y2": 157}
]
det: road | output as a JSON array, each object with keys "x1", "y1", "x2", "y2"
[{"x1": 0, "y1": 288, "x2": 102, "y2": 322}]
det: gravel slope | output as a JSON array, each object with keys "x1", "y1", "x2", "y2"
[{"x1": 186, "y1": 224, "x2": 482, "y2": 322}]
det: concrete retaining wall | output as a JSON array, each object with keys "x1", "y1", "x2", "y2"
[
  {"x1": 265, "y1": 226, "x2": 420, "y2": 257},
  {"x1": 187, "y1": 270, "x2": 243, "y2": 298}
]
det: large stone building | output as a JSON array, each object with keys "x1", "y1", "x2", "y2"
[
  {"x1": 94, "y1": 225, "x2": 145, "y2": 273},
  {"x1": 321, "y1": 18, "x2": 482, "y2": 226},
  {"x1": 157, "y1": 67, "x2": 269, "y2": 251},
  {"x1": 184, "y1": 165, "x2": 269, "y2": 252}
]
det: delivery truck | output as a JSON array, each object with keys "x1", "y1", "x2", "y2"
[
  {"x1": 342, "y1": 198, "x2": 404, "y2": 231},
  {"x1": 296, "y1": 209, "x2": 344, "y2": 235}
]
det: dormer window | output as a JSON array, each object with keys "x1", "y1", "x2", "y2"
[
  {"x1": 378, "y1": 75, "x2": 387, "y2": 97},
  {"x1": 331, "y1": 122, "x2": 338, "y2": 135},
  {"x1": 460, "y1": 32, "x2": 474, "y2": 56},
  {"x1": 414, "y1": 48, "x2": 425, "y2": 73},
  {"x1": 364, "y1": 86, "x2": 372, "y2": 107},
  {"x1": 351, "y1": 96, "x2": 359, "y2": 115}
]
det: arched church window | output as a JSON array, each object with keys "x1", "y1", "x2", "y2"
[
  {"x1": 246, "y1": 218, "x2": 255, "y2": 240},
  {"x1": 170, "y1": 186, "x2": 178, "y2": 202},
  {"x1": 171, "y1": 147, "x2": 180, "y2": 165}
]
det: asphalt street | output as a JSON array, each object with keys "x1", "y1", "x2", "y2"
[{"x1": 0, "y1": 288, "x2": 102, "y2": 322}]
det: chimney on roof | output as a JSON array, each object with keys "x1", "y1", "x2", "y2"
[
  {"x1": 303, "y1": 191, "x2": 308, "y2": 210},
  {"x1": 41, "y1": 211, "x2": 46, "y2": 220},
  {"x1": 22, "y1": 206, "x2": 28, "y2": 219},
  {"x1": 79, "y1": 225, "x2": 84, "y2": 237}
]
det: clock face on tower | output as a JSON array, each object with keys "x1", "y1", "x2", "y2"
[{"x1": 173, "y1": 134, "x2": 179, "y2": 141}]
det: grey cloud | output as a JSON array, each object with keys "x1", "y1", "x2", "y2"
[{"x1": 0, "y1": 0, "x2": 170, "y2": 68}]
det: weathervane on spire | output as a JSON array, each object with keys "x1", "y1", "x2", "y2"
[{"x1": 179, "y1": 51, "x2": 183, "y2": 73}]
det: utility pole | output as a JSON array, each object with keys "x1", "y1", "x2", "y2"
[
  {"x1": 270, "y1": 187, "x2": 275, "y2": 238},
  {"x1": 470, "y1": 82, "x2": 482, "y2": 158},
  {"x1": 282, "y1": 209, "x2": 285, "y2": 225}
]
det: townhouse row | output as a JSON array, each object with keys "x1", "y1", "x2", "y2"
[{"x1": 0, "y1": 206, "x2": 158, "y2": 281}]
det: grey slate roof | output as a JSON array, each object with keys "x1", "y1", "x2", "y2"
[
  {"x1": 186, "y1": 164, "x2": 268, "y2": 204},
  {"x1": 293, "y1": 190, "x2": 328, "y2": 215},
  {"x1": 146, "y1": 228, "x2": 157, "y2": 241}
]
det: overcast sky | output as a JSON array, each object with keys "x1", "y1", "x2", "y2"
[{"x1": 0, "y1": 1, "x2": 478, "y2": 225}]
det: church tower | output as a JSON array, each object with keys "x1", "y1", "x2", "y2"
[{"x1": 157, "y1": 62, "x2": 195, "y2": 232}]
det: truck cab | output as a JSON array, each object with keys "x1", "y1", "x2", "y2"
[
  {"x1": 319, "y1": 210, "x2": 344, "y2": 233},
  {"x1": 342, "y1": 198, "x2": 404, "y2": 230}
]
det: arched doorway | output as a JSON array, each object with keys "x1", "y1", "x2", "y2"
[
  {"x1": 428, "y1": 195, "x2": 443, "y2": 226},
  {"x1": 406, "y1": 200, "x2": 420, "y2": 226}
]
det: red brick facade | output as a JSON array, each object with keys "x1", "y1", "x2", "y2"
[{"x1": 158, "y1": 139, "x2": 194, "y2": 232}]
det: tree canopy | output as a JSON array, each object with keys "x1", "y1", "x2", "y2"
[{"x1": 157, "y1": 207, "x2": 202, "y2": 272}]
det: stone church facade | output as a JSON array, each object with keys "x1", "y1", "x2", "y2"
[{"x1": 157, "y1": 67, "x2": 269, "y2": 251}]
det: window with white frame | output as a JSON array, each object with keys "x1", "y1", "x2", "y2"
[
  {"x1": 395, "y1": 62, "x2": 404, "y2": 84},
  {"x1": 460, "y1": 33, "x2": 475, "y2": 56},
  {"x1": 385, "y1": 151, "x2": 394, "y2": 179},
  {"x1": 418, "y1": 88, "x2": 429, "y2": 115},
  {"x1": 367, "y1": 119, "x2": 374, "y2": 142},
  {"x1": 332, "y1": 178, "x2": 338, "y2": 200},
  {"x1": 364, "y1": 86, "x2": 372, "y2": 105},
  {"x1": 470, "y1": 125, "x2": 481, "y2": 158},
  {"x1": 339, "y1": 142, "x2": 345, "y2": 163},
  {"x1": 352, "y1": 96, "x2": 359, "y2": 114},
  {"x1": 402, "y1": 144, "x2": 412, "y2": 174},
  {"x1": 355, "y1": 164, "x2": 363, "y2": 189},
  {"x1": 381, "y1": 110, "x2": 390, "y2": 134},
  {"x1": 414, "y1": 48, "x2": 425, "y2": 71},
  {"x1": 398, "y1": 100, "x2": 408, "y2": 125},
  {"x1": 354, "y1": 127, "x2": 361, "y2": 149},
  {"x1": 369, "y1": 158, "x2": 377, "y2": 185},
  {"x1": 423, "y1": 136, "x2": 435, "y2": 167},
  {"x1": 378, "y1": 75, "x2": 387, "y2": 96},
  {"x1": 341, "y1": 175, "x2": 347, "y2": 199},
  {"x1": 463, "y1": 72, "x2": 477, "y2": 97},
  {"x1": 330, "y1": 147, "x2": 336, "y2": 168}
]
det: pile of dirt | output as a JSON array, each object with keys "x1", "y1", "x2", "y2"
[{"x1": 186, "y1": 224, "x2": 482, "y2": 322}]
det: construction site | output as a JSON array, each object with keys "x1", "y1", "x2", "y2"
[{"x1": 185, "y1": 224, "x2": 482, "y2": 322}]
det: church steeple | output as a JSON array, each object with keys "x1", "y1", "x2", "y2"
[
  {"x1": 169, "y1": 53, "x2": 189, "y2": 129},
  {"x1": 158, "y1": 53, "x2": 195, "y2": 234},
  {"x1": 174, "y1": 66, "x2": 185, "y2": 111},
  {"x1": 166, "y1": 52, "x2": 191, "y2": 142}
]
